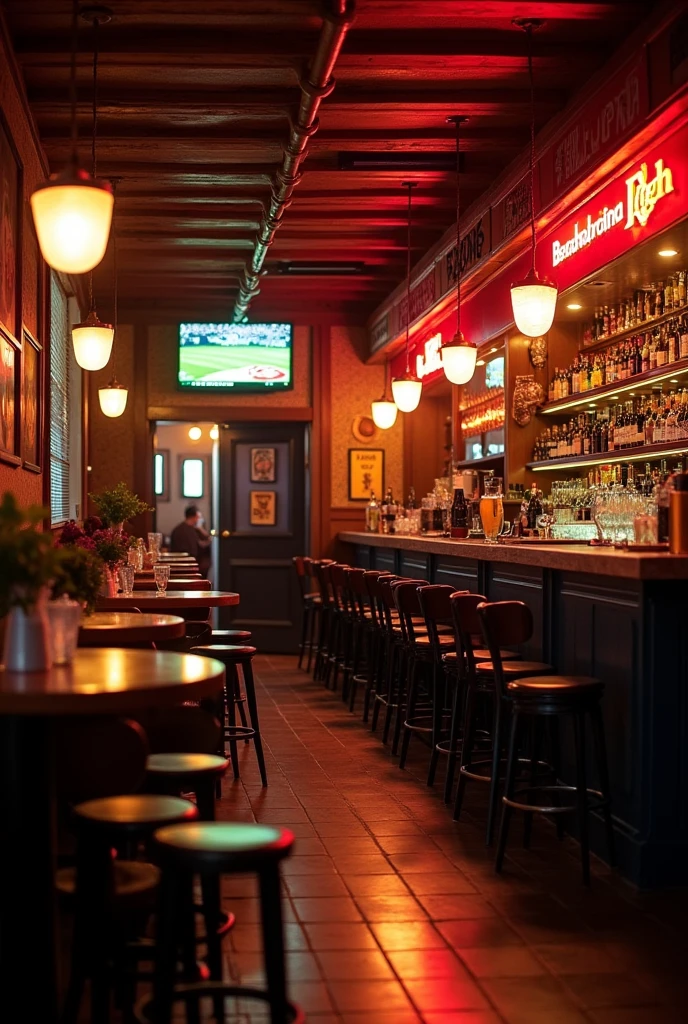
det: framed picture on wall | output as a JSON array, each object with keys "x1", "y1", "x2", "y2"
[
  {"x1": 21, "y1": 326, "x2": 41, "y2": 472},
  {"x1": 249, "y1": 489, "x2": 276, "y2": 526},
  {"x1": 250, "y1": 446, "x2": 276, "y2": 482},
  {"x1": 0, "y1": 323, "x2": 20, "y2": 466},
  {"x1": 348, "y1": 448, "x2": 384, "y2": 501},
  {"x1": 0, "y1": 116, "x2": 22, "y2": 341}
]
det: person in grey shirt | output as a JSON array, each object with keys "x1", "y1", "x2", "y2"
[{"x1": 170, "y1": 504, "x2": 211, "y2": 577}]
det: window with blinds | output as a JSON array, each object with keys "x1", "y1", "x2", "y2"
[{"x1": 49, "y1": 273, "x2": 71, "y2": 525}]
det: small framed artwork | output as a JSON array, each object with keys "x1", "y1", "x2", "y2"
[
  {"x1": 250, "y1": 489, "x2": 276, "y2": 526},
  {"x1": 21, "y1": 326, "x2": 41, "y2": 472},
  {"x1": 348, "y1": 447, "x2": 384, "y2": 501},
  {"x1": 0, "y1": 115, "x2": 22, "y2": 340},
  {"x1": 251, "y1": 446, "x2": 276, "y2": 482},
  {"x1": 0, "y1": 323, "x2": 20, "y2": 466}
]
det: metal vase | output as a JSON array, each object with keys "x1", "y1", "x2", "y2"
[{"x1": 3, "y1": 597, "x2": 52, "y2": 672}]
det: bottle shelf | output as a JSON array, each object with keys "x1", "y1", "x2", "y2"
[
  {"x1": 526, "y1": 438, "x2": 688, "y2": 472},
  {"x1": 581, "y1": 301, "x2": 688, "y2": 353},
  {"x1": 540, "y1": 357, "x2": 688, "y2": 416},
  {"x1": 455, "y1": 453, "x2": 505, "y2": 469}
]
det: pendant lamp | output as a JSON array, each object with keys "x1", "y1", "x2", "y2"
[
  {"x1": 510, "y1": 19, "x2": 557, "y2": 338},
  {"x1": 72, "y1": 11, "x2": 114, "y2": 370},
  {"x1": 99, "y1": 182, "x2": 128, "y2": 418},
  {"x1": 371, "y1": 360, "x2": 398, "y2": 429},
  {"x1": 30, "y1": 2, "x2": 113, "y2": 275},
  {"x1": 391, "y1": 182, "x2": 422, "y2": 413},
  {"x1": 441, "y1": 116, "x2": 477, "y2": 386}
]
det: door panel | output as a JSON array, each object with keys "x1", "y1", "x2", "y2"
[{"x1": 218, "y1": 423, "x2": 307, "y2": 652}]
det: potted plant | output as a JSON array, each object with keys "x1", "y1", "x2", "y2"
[
  {"x1": 88, "y1": 482, "x2": 152, "y2": 532},
  {"x1": 0, "y1": 492, "x2": 58, "y2": 671},
  {"x1": 59, "y1": 519, "x2": 129, "y2": 598}
]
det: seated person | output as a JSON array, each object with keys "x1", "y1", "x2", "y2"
[{"x1": 170, "y1": 504, "x2": 211, "y2": 578}]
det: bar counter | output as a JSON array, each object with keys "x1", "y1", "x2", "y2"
[{"x1": 339, "y1": 530, "x2": 688, "y2": 888}]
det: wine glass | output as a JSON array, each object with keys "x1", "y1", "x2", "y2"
[{"x1": 153, "y1": 563, "x2": 170, "y2": 596}]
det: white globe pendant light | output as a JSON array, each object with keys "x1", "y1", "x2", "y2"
[
  {"x1": 98, "y1": 180, "x2": 128, "y2": 418},
  {"x1": 392, "y1": 182, "x2": 422, "y2": 414},
  {"x1": 441, "y1": 116, "x2": 477, "y2": 386},
  {"x1": 72, "y1": 308, "x2": 114, "y2": 370},
  {"x1": 510, "y1": 19, "x2": 558, "y2": 338},
  {"x1": 371, "y1": 361, "x2": 398, "y2": 429},
  {"x1": 30, "y1": 3, "x2": 113, "y2": 275},
  {"x1": 99, "y1": 377, "x2": 128, "y2": 418}
]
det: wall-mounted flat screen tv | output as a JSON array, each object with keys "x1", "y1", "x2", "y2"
[{"x1": 178, "y1": 322, "x2": 293, "y2": 391}]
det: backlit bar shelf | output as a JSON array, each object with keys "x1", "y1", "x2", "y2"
[
  {"x1": 540, "y1": 357, "x2": 688, "y2": 415},
  {"x1": 527, "y1": 438, "x2": 688, "y2": 472},
  {"x1": 581, "y1": 302, "x2": 688, "y2": 354}
]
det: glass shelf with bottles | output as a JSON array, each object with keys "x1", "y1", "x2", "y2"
[
  {"x1": 545, "y1": 319, "x2": 688, "y2": 414},
  {"x1": 529, "y1": 388, "x2": 688, "y2": 469},
  {"x1": 582, "y1": 272, "x2": 688, "y2": 350}
]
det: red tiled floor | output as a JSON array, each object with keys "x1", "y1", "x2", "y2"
[{"x1": 99, "y1": 654, "x2": 688, "y2": 1022}]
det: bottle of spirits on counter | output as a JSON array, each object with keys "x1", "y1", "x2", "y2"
[
  {"x1": 406, "y1": 486, "x2": 416, "y2": 512},
  {"x1": 381, "y1": 488, "x2": 398, "y2": 535},
  {"x1": 450, "y1": 488, "x2": 469, "y2": 539},
  {"x1": 526, "y1": 484, "x2": 543, "y2": 533},
  {"x1": 657, "y1": 473, "x2": 671, "y2": 543},
  {"x1": 365, "y1": 492, "x2": 380, "y2": 533}
]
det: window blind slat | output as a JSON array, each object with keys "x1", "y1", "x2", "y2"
[{"x1": 50, "y1": 274, "x2": 71, "y2": 525}]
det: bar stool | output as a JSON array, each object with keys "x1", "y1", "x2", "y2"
[
  {"x1": 141, "y1": 705, "x2": 229, "y2": 820},
  {"x1": 292, "y1": 555, "x2": 321, "y2": 671},
  {"x1": 325, "y1": 563, "x2": 354, "y2": 692},
  {"x1": 361, "y1": 570, "x2": 392, "y2": 723},
  {"x1": 312, "y1": 559, "x2": 335, "y2": 681},
  {"x1": 341, "y1": 567, "x2": 372, "y2": 712},
  {"x1": 451, "y1": 592, "x2": 551, "y2": 844},
  {"x1": 209, "y1": 629, "x2": 252, "y2": 644},
  {"x1": 370, "y1": 574, "x2": 405, "y2": 742},
  {"x1": 395, "y1": 581, "x2": 454, "y2": 774},
  {"x1": 59, "y1": 795, "x2": 199, "y2": 1024},
  {"x1": 138, "y1": 822, "x2": 301, "y2": 1024},
  {"x1": 479, "y1": 600, "x2": 615, "y2": 885},
  {"x1": 191, "y1": 645, "x2": 268, "y2": 786}
]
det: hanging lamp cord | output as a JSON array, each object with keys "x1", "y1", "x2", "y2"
[
  {"x1": 454, "y1": 119, "x2": 461, "y2": 329},
  {"x1": 405, "y1": 183, "x2": 412, "y2": 373},
  {"x1": 526, "y1": 23, "x2": 537, "y2": 272},
  {"x1": 69, "y1": 0, "x2": 79, "y2": 164},
  {"x1": 112, "y1": 181, "x2": 118, "y2": 378},
  {"x1": 87, "y1": 15, "x2": 102, "y2": 314}
]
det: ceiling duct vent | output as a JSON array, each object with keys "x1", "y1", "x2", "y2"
[
  {"x1": 276, "y1": 261, "x2": 366, "y2": 276},
  {"x1": 338, "y1": 152, "x2": 465, "y2": 172}
]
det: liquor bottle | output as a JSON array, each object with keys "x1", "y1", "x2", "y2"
[
  {"x1": 679, "y1": 271, "x2": 687, "y2": 307},
  {"x1": 641, "y1": 333, "x2": 650, "y2": 372},
  {"x1": 526, "y1": 485, "x2": 543, "y2": 532},
  {"x1": 450, "y1": 488, "x2": 469, "y2": 539},
  {"x1": 657, "y1": 474, "x2": 671, "y2": 543},
  {"x1": 644, "y1": 287, "x2": 653, "y2": 321},
  {"x1": 406, "y1": 486, "x2": 416, "y2": 511},
  {"x1": 680, "y1": 314, "x2": 688, "y2": 359},
  {"x1": 655, "y1": 281, "x2": 664, "y2": 317},
  {"x1": 365, "y1": 492, "x2": 380, "y2": 533},
  {"x1": 603, "y1": 305, "x2": 611, "y2": 337},
  {"x1": 381, "y1": 488, "x2": 397, "y2": 534}
]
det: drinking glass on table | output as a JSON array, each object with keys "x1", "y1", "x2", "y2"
[
  {"x1": 480, "y1": 477, "x2": 504, "y2": 545},
  {"x1": 119, "y1": 564, "x2": 135, "y2": 597},
  {"x1": 153, "y1": 563, "x2": 170, "y2": 596}
]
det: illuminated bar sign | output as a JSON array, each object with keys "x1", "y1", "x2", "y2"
[
  {"x1": 415, "y1": 332, "x2": 443, "y2": 379},
  {"x1": 552, "y1": 159, "x2": 674, "y2": 267},
  {"x1": 543, "y1": 120, "x2": 688, "y2": 293}
]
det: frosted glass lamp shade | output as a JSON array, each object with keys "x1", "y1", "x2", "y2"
[
  {"x1": 391, "y1": 373, "x2": 422, "y2": 413},
  {"x1": 98, "y1": 378, "x2": 128, "y2": 418},
  {"x1": 30, "y1": 166, "x2": 114, "y2": 275},
  {"x1": 441, "y1": 331, "x2": 478, "y2": 385},
  {"x1": 371, "y1": 397, "x2": 398, "y2": 429},
  {"x1": 510, "y1": 268, "x2": 558, "y2": 338},
  {"x1": 72, "y1": 311, "x2": 114, "y2": 371}
]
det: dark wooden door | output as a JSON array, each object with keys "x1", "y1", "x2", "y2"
[{"x1": 218, "y1": 422, "x2": 308, "y2": 653}]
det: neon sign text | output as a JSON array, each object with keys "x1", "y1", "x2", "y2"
[
  {"x1": 415, "y1": 333, "x2": 443, "y2": 379},
  {"x1": 551, "y1": 157, "x2": 674, "y2": 268}
]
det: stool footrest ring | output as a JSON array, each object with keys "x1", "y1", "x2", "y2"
[
  {"x1": 224, "y1": 725, "x2": 256, "y2": 740},
  {"x1": 136, "y1": 985, "x2": 303, "y2": 1024},
  {"x1": 505, "y1": 783, "x2": 606, "y2": 816}
]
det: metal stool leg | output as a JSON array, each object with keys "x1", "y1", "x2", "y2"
[
  {"x1": 259, "y1": 865, "x2": 289, "y2": 1024},
  {"x1": 590, "y1": 704, "x2": 615, "y2": 867},
  {"x1": 495, "y1": 710, "x2": 521, "y2": 874},
  {"x1": 573, "y1": 710, "x2": 591, "y2": 886},
  {"x1": 243, "y1": 657, "x2": 268, "y2": 787}
]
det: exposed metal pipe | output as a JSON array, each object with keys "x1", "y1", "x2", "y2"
[{"x1": 232, "y1": 0, "x2": 356, "y2": 321}]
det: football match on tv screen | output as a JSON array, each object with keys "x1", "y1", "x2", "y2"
[{"x1": 178, "y1": 323, "x2": 293, "y2": 391}]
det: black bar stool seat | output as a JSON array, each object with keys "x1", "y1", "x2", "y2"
[
  {"x1": 75, "y1": 794, "x2": 199, "y2": 832},
  {"x1": 191, "y1": 644, "x2": 268, "y2": 787},
  {"x1": 210, "y1": 629, "x2": 252, "y2": 644},
  {"x1": 57, "y1": 860, "x2": 160, "y2": 902},
  {"x1": 508, "y1": 675, "x2": 604, "y2": 697},
  {"x1": 476, "y1": 658, "x2": 551, "y2": 677},
  {"x1": 139, "y1": 822, "x2": 303, "y2": 1024}
]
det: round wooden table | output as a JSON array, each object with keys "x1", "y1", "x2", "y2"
[
  {"x1": 97, "y1": 590, "x2": 239, "y2": 610},
  {"x1": 78, "y1": 612, "x2": 186, "y2": 647},
  {"x1": 0, "y1": 648, "x2": 226, "y2": 1019}
]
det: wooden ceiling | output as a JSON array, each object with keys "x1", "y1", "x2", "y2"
[{"x1": 4, "y1": 0, "x2": 656, "y2": 324}]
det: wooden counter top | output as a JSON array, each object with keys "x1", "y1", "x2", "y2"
[{"x1": 338, "y1": 531, "x2": 688, "y2": 580}]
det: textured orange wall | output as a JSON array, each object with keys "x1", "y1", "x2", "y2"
[
  {"x1": 147, "y1": 324, "x2": 311, "y2": 410},
  {"x1": 0, "y1": 25, "x2": 49, "y2": 508},
  {"x1": 87, "y1": 325, "x2": 137, "y2": 497},
  {"x1": 329, "y1": 325, "x2": 403, "y2": 508}
]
